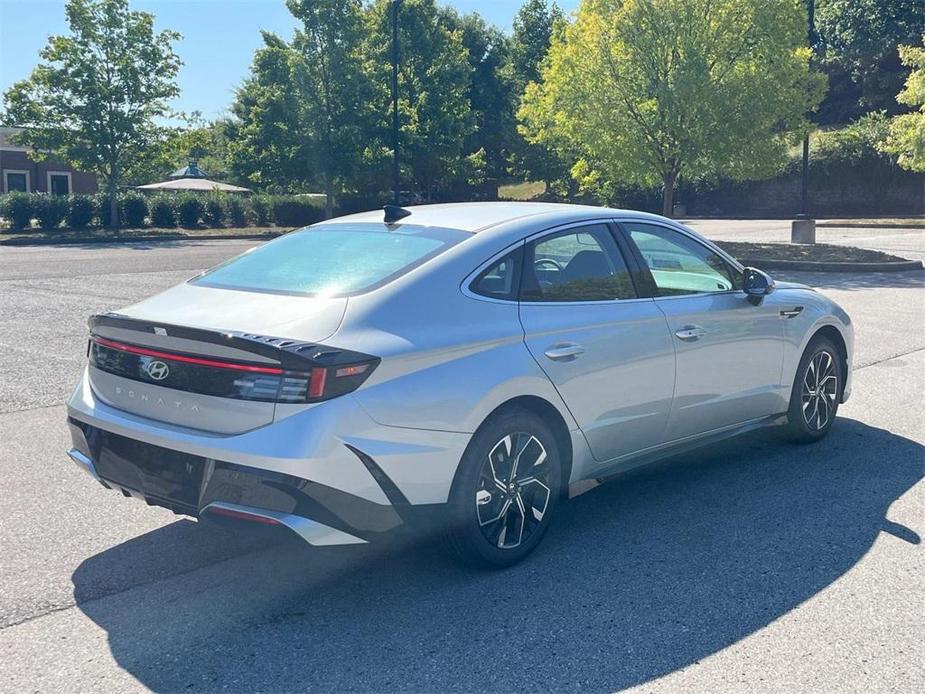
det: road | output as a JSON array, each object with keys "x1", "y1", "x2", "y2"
[{"x1": 1, "y1": 230, "x2": 923, "y2": 693}]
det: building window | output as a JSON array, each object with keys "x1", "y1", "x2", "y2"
[
  {"x1": 48, "y1": 172, "x2": 72, "y2": 195},
  {"x1": 3, "y1": 170, "x2": 30, "y2": 192}
]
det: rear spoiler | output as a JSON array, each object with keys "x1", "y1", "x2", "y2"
[{"x1": 88, "y1": 312, "x2": 378, "y2": 373}]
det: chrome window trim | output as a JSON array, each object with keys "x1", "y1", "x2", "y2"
[{"x1": 615, "y1": 217, "x2": 748, "y2": 301}]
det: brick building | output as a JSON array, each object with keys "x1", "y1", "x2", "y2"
[{"x1": 0, "y1": 127, "x2": 98, "y2": 195}]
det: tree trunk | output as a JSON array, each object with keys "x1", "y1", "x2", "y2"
[
  {"x1": 107, "y1": 179, "x2": 119, "y2": 229},
  {"x1": 324, "y1": 174, "x2": 334, "y2": 220},
  {"x1": 661, "y1": 170, "x2": 677, "y2": 218}
]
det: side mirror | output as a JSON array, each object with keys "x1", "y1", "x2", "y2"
[{"x1": 743, "y1": 267, "x2": 775, "y2": 305}]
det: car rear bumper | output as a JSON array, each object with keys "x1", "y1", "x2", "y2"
[{"x1": 66, "y1": 368, "x2": 469, "y2": 545}]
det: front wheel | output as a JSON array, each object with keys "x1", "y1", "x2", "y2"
[
  {"x1": 444, "y1": 408, "x2": 562, "y2": 568},
  {"x1": 783, "y1": 337, "x2": 843, "y2": 443}
]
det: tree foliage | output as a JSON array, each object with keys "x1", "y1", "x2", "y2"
[
  {"x1": 364, "y1": 0, "x2": 474, "y2": 195},
  {"x1": 509, "y1": 0, "x2": 569, "y2": 190},
  {"x1": 440, "y1": 8, "x2": 517, "y2": 180},
  {"x1": 227, "y1": 1, "x2": 373, "y2": 216},
  {"x1": 815, "y1": 0, "x2": 925, "y2": 124},
  {"x1": 0, "y1": 0, "x2": 181, "y2": 226},
  {"x1": 520, "y1": 0, "x2": 826, "y2": 215},
  {"x1": 881, "y1": 39, "x2": 925, "y2": 172}
]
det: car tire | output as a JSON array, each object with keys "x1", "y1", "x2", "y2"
[
  {"x1": 783, "y1": 336, "x2": 843, "y2": 443},
  {"x1": 444, "y1": 408, "x2": 563, "y2": 569}
]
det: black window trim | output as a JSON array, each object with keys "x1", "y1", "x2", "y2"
[
  {"x1": 614, "y1": 218, "x2": 746, "y2": 300},
  {"x1": 517, "y1": 220, "x2": 645, "y2": 305}
]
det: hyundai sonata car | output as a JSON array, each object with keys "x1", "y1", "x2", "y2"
[{"x1": 66, "y1": 202, "x2": 853, "y2": 567}]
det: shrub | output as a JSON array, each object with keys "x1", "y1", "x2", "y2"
[
  {"x1": 251, "y1": 195, "x2": 273, "y2": 226},
  {"x1": 95, "y1": 193, "x2": 120, "y2": 226},
  {"x1": 119, "y1": 193, "x2": 148, "y2": 227},
  {"x1": 33, "y1": 194, "x2": 69, "y2": 230},
  {"x1": 204, "y1": 194, "x2": 226, "y2": 227},
  {"x1": 67, "y1": 195, "x2": 96, "y2": 229},
  {"x1": 149, "y1": 195, "x2": 176, "y2": 227},
  {"x1": 1, "y1": 192, "x2": 34, "y2": 231},
  {"x1": 177, "y1": 193, "x2": 204, "y2": 227},
  {"x1": 271, "y1": 196, "x2": 326, "y2": 227},
  {"x1": 812, "y1": 113, "x2": 894, "y2": 170},
  {"x1": 226, "y1": 196, "x2": 249, "y2": 227}
]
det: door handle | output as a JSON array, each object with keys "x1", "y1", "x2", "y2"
[
  {"x1": 544, "y1": 343, "x2": 585, "y2": 361},
  {"x1": 674, "y1": 325, "x2": 707, "y2": 341}
]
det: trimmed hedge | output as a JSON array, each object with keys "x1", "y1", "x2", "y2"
[
  {"x1": 34, "y1": 195, "x2": 69, "y2": 230},
  {"x1": 1, "y1": 191, "x2": 358, "y2": 232},
  {"x1": 204, "y1": 194, "x2": 226, "y2": 227},
  {"x1": 150, "y1": 195, "x2": 176, "y2": 227},
  {"x1": 1, "y1": 192, "x2": 35, "y2": 231},
  {"x1": 68, "y1": 195, "x2": 96, "y2": 228},
  {"x1": 271, "y1": 196, "x2": 326, "y2": 227},
  {"x1": 227, "y1": 196, "x2": 248, "y2": 226},
  {"x1": 251, "y1": 195, "x2": 273, "y2": 226},
  {"x1": 120, "y1": 193, "x2": 148, "y2": 227},
  {"x1": 177, "y1": 194, "x2": 205, "y2": 227}
]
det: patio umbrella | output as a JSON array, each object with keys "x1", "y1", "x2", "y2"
[{"x1": 136, "y1": 178, "x2": 251, "y2": 193}]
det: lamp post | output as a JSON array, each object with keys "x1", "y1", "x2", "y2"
[
  {"x1": 390, "y1": 0, "x2": 402, "y2": 205},
  {"x1": 793, "y1": 0, "x2": 817, "y2": 243}
]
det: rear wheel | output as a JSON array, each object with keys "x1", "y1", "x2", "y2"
[
  {"x1": 444, "y1": 408, "x2": 562, "y2": 568},
  {"x1": 784, "y1": 337, "x2": 842, "y2": 443}
]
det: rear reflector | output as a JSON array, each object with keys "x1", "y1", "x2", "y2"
[{"x1": 206, "y1": 506, "x2": 281, "y2": 525}]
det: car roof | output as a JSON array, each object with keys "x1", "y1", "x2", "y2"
[{"x1": 323, "y1": 202, "x2": 672, "y2": 235}]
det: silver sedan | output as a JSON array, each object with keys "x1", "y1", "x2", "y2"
[{"x1": 66, "y1": 203, "x2": 853, "y2": 567}]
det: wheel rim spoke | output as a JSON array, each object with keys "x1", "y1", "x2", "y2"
[
  {"x1": 800, "y1": 350, "x2": 838, "y2": 431},
  {"x1": 476, "y1": 432, "x2": 550, "y2": 550}
]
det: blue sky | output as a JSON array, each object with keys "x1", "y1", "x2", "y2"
[{"x1": 0, "y1": 0, "x2": 579, "y2": 120}]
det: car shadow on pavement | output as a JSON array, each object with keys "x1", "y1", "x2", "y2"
[{"x1": 71, "y1": 418, "x2": 922, "y2": 692}]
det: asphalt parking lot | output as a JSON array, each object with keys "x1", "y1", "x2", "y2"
[{"x1": 1, "y1": 229, "x2": 923, "y2": 692}]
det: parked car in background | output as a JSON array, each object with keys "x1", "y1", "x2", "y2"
[{"x1": 66, "y1": 203, "x2": 853, "y2": 567}]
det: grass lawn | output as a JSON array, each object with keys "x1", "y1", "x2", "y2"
[
  {"x1": 498, "y1": 181, "x2": 546, "y2": 201},
  {"x1": 716, "y1": 241, "x2": 909, "y2": 264}
]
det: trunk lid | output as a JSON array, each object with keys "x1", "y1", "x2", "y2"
[{"x1": 87, "y1": 283, "x2": 348, "y2": 434}]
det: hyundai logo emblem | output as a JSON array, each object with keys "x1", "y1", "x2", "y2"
[{"x1": 144, "y1": 360, "x2": 170, "y2": 381}]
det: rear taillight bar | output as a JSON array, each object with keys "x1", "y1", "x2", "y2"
[
  {"x1": 87, "y1": 315, "x2": 380, "y2": 404},
  {"x1": 91, "y1": 336, "x2": 285, "y2": 375}
]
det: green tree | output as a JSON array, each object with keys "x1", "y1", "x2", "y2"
[
  {"x1": 365, "y1": 0, "x2": 474, "y2": 197},
  {"x1": 439, "y1": 9, "x2": 516, "y2": 181},
  {"x1": 510, "y1": 0, "x2": 563, "y2": 92},
  {"x1": 520, "y1": 0, "x2": 825, "y2": 216},
  {"x1": 815, "y1": 0, "x2": 925, "y2": 124},
  {"x1": 1, "y1": 0, "x2": 181, "y2": 227},
  {"x1": 227, "y1": 1, "x2": 372, "y2": 216},
  {"x1": 509, "y1": 0, "x2": 569, "y2": 192},
  {"x1": 881, "y1": 39, "x2": 925, "y2": 172},
  {"x1": 226, "y1": 33, "x2": 302, "y2": 194}
]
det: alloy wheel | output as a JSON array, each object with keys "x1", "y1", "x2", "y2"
[
  {"x1": 801, "y1": 350, "x2": 839, "y2": 431},
  {"x1": 476, "y1": 432, "x2": 552, "y2": 550}
]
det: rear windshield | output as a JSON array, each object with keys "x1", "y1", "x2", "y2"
[{"x1": 191, "y1": 223, "x2": 467, "y2": 296}]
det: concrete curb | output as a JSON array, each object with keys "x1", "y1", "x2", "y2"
[
  {"x1": 816, "y1": 222, "x2": 925, "y2": 230},
  {"x1": 737, "y1": 257, "x2": 924, "y2": 273},
  {"x1": 0, "y1": 231, "x2": 285, "y2": 247}
]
